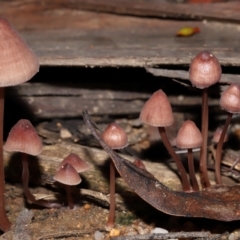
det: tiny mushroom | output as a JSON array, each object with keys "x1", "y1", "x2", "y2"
[
  {"x1": 133, "y1": 159, "x2": 147, "y2": 170},
  {"x1": 176, "y1": 120, "x2": 203, "y2": 191},
  {"x1": 0, "y1": 17, "x2": 39, "y2": 232},
  {"x1": 101, "y1": 122, "x2": 128, "y2": 228},
  {"x1": 4, "y1": 119, "x2": 61, "y2": 208},
  {"x1": 189, "y1": 51, "x2": 222, "y2": 188},
  {"x1": 57, "y1": 153, "x2": 90, "y2": 173},
  {"x1": 212, "y1": 127, "x2": 228, "y2": 144},
  {"x1": 140, "y1": 89, "x2": 191, "y2": 192},
  {"x1": 54, "y1": 163, "x2": 81, "y2": 209},
  {"x1": 215, "y1": 83, "x2": 240, "y2": 184}
]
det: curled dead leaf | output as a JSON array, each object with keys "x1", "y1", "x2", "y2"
[{"x1": 82, "y1": 110, "x2": 240, "y2": 221}]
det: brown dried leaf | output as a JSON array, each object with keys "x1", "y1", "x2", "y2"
[{"x1": 82, "y1": 110, "x2": 240, "y2": 221}]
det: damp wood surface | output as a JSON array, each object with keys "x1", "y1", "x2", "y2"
[
  {"x1": 2, "y1": 1, "x2": 240, "y2": 239},
  {"x1": 3, "y1": 121, "x2": 238, "y2": 195},
  {"x1": 3, "y1": 121, "x2": 184, "y2": 192},
  {"x1": 5, "y1": 81, "x2": 221, "y2": 118},
  {"x1": 1, "y1": 0, "x2": 240, "y2": 67},
  {"x1": 2, "y1": 120, "x2": 240, "y2": 239}
]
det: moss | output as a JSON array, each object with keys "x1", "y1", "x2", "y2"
[{"x1": 116, "y1": 212, "x2": 137, "y2": 225}]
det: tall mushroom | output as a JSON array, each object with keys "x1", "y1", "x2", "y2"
[
  {"x1": 176, "y1": 120, "x2": 202, "y2": 191},
  {"x1": 140, "y1": 89, "x2": 191, "y2": 191},
  {"x1": 4, "y1": 119, "x2": 60, "y2": 208},
  {"x1": 0, "y1": 17, "x2": 39, "y2": 232},
  {"x1": 189, "y1": 51, "x2": 222, "y2": 188},
  {"x1": 215, "y1": 83, "x2": 240, "y2": 184},
  {"x1": 101, "y1": 122, "x2": 128, "y2": 228}
]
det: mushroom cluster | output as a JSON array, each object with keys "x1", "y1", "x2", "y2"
[
  {"x1": 78, "y1": 50, "x2": 240, "y2": 227},
  {"x1": 54, "y1": 153, "x2": 90, "y2": 209},
  {"x1": 1, "y1": 15, "x2": 239, "y2": 232},
  {"x1": 4, "y1": 119, "x2": 91, "y2": 210},
  {"x1": 0, "y1": 17, "x2": 92, "y2": 231},
  {"x1": 139, "y1": 50, "x2": 239, "y2": 193},
  {"x1": 0, "y1": 17, "x2": 39, "y2": 232}
]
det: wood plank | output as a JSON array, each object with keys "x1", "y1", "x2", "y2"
[
  {"x1": 63, "y1": 0, "x2": 240, "y2": 22},
  {"x1": 3, "y1": 142, "x2": 184, "y2": 192},
  {"x1": 1, "y1": 1, "x2": 240, "y2": 66},
  {"x1": 7, "y1": 94, "x2": 217, "y2": 118},
  {"x1": 5, "y1": 82, "x2": 221, "y2": 118},
  {"x1": 145, "y1": 68, "x2": 240, "y2": 84},
  {"x1": 2, "y1": 0, "x2": 240, "y2": 22}
]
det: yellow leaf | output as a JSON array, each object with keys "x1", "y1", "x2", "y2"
[{"x1": 176, "y1": 27, "x2": 200, "y2": 37}]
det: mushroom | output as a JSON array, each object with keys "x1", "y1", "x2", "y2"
[
  {"x1": 140, "y1": 89, "x2": 191, "y2": 191},
  {"x1": 4, "y1": 119, "x2": 61, "y2": 208},
  {"x1": 0, "y1": 17, "x2": 39, "y2": 231},
  {"x1": 54, "y1": 163, "x2": 81, "y2": 209},
  {"x1": 212, "y1": 127, "x2": 228, "y2": 145},
  {"x1": 101, "y1": 122, "x2": 128, "y2": 228},
  {"x1": 176, "y1": 120, "x2": 202, "y2": 191},
  {"x1": 57, "y1": 153, "x2": 90, "y2": 173},
  {"x1": 133, "y1": 159, "x2": 147, "y2": 170},
  {"x1": 189, "y1": 51, "x2": 222, "y2": 188},
  {"x1": 208, "y1": 127, "x2": 228, "y2": 162},
  {"x1": 215, "y1": 83, "x2": 240, "y2": 184}
]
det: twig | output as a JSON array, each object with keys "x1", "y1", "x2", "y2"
[
  {"x1": 207, "y1": 232, "x2": 229, "y2": 240},
  {"x1": 36, "y1": 230, "x2": 92, "y2": 240},
  {"x1": 111, "y1": 231, "x2": 215, "y2": 240},
  {"x1": 79, "y1": 188, "x2": 110, "y2": 204}
]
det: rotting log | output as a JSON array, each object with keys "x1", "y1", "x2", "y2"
[
  {"x1": 5, "y1": 82, "x2": 221, "y2": 118},
  {"x1": 4, "y1": 141, "x2": 237, "y2": 195},
  {"x1": 3, "y1": 142, "x2": 183, "y2": 192},
  {"x1": 1, "y1": 1, "x2": 240, "y2": 67},
  {"x1": 2, "y1": 0, "x2": 240, "y2": 22}
]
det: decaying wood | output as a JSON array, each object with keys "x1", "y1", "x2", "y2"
[
  {"x1": 3, "y1": 130, "x2": 236, "y2": 211},
  {"x1": 1, "y1": 1, "x2": 240, "y2": 67},
  {"x1": 36, "y1": 230, "x2": 92, "y2": 240},
  {"x1": 209, "y1": 146, "x2": 240, "y2": 180},
  {"x1": 7, "y1": 83, "x2": 151, "y2": 99},
  {"x1": 63, "y1": 0, "x2": 240, "y2": 22},
  {"x1": 2, "y1": 0, "x2": 240, "y2": 22},
  {"x1": 3, "y1": 142, "x2": 183, "y2": 192},
  {"x1": 17, "y1": 96, "x2": 146, "y2": 118},
  {"x1": 5, "y1": 82, "x2": 221, "y2": 118},
  {"x1": 112, "y1": 231, "x2": 222, "y2": 240},
  {"x1": 145, "y1": 68, "x2": 240, "y2": 85},
  {"x1": 82, "y1": 110, "x2": 240, "y2": 222}
]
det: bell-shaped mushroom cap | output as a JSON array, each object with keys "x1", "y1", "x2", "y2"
[
  {"x1": 220, "y1": 83, "x2": 240, "y2": 114},
  {"x1": 0, "y1": 17, "x2": 39, "y2": 87},
  {"x1": 176, "y1": 120, "x2": 203, "y2": 149},
  {"x1": 53, "y1": 163, "x2": 82, "y2": 186},
  {"x1": 212, "y1": 127, "x2": 228, "y2": 143},
  {"x1": 101, "y1": 123, "x2": 128, "y2": 149},
  {"x1": 140, "y1": 89, "x2": 174, "y2": 127},
  {"x1": 57, "y1": 153, "x2": 90, "y2": 173},
  {"x1": 189, "y1": 51, "x2": 222, "y2": 89},
  {"x1": 4, "y1": 119, "x2": 43, "y2": 156}
]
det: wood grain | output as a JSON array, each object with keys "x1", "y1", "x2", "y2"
[{"x1": 1, "y1": 1, "x2": 240, "y2": 67}]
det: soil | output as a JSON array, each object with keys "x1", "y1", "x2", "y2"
[
  {"x1": 1, "y1": 119, "x2": 240, "y2": 240},
  {"x1": 2, "y1": 182, "x2": 240, "y2": 240}
]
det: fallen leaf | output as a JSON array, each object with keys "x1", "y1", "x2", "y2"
[
  {"x1": 176, "y1": 27, "x2": 200, "y2": 37},
  {"x1": 82, "y1": 110, "x2": 240, "y2": 221}
]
